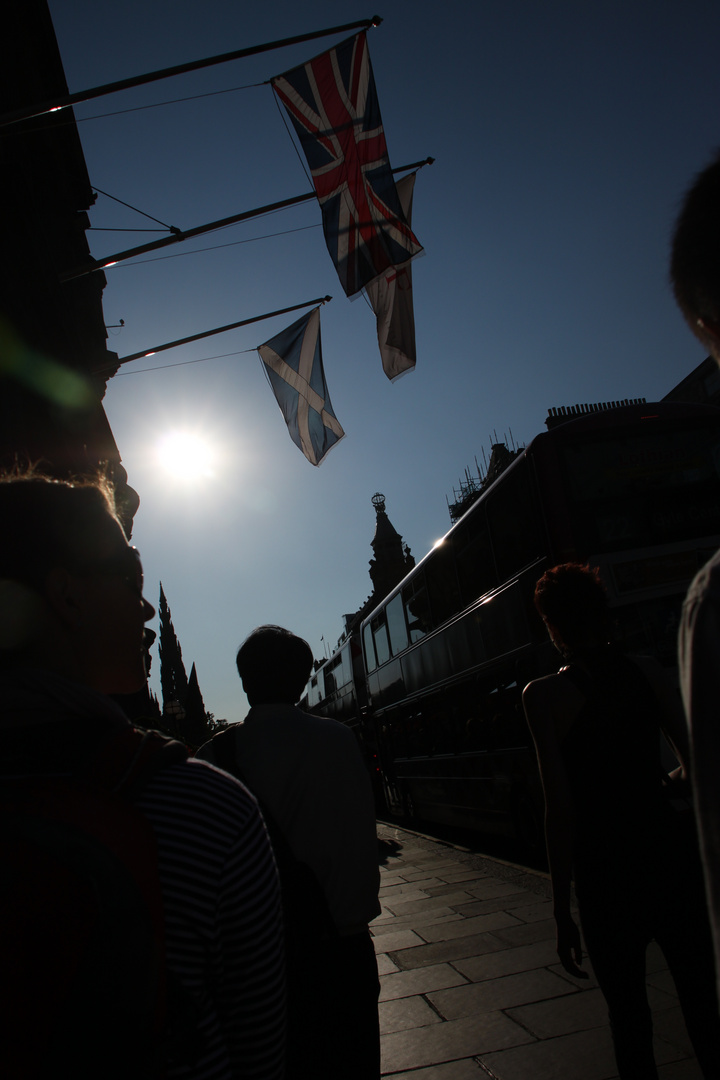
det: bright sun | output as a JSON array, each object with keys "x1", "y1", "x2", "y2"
[{"x1": 156, "y1": 431, "x2": 216, "y2": 482}]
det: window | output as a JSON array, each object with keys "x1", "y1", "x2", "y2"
[
  {"x1": 487, "y1": 462, "x2": 542, "y2": 581},
  {"x1": 455, "y1": 508, "x2": 498, "y2": 606},
  {"x1": 386, "y1": 593, "x2": 409, "y2": 655},
  {"x1": 372, "y1": 614, "x2": 391, "y2": 667},
  {"x1": 363, "y1": 623, "x2": 377, "y2": 672},
  {"x1": 403, "y1": 574, "x2": 432, "y2": 643},
  {"x1": 340, "y1": 645, "x2": 353, "y2": 688},
  {"x1": 424, "y1": 540, "x2": 462, "y2": 626}
]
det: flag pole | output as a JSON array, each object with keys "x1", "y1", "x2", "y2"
[
  {"x1": 104, "y1": 295, "x2": 332, "y2": 371},
  {"x1": 0, "y1": 17, "x2": 383, "y2": 129},
  {"x1": 61, "y1": 157, "x2": 434, "y2": 282}
]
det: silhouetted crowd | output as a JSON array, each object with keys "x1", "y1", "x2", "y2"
[{"x1": 4, "y1": 153, "x2": 720, "y2": 1080}]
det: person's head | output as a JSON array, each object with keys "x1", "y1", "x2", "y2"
[
  {"x1": 0, "y1": 473, "x2": 155, "y2": 694},
  {"x1": 533, "y1": 562, "x2": 610, "y2": 658},
  {"x1": 670, "y1": 149, "x2": 720, "y2": 361},
  {"x1": 236, "y1": 625, "x2": 313, "y2": 706}
]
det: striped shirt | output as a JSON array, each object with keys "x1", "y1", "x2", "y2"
[
  {"x1": 0, "y1": 672, "x2": 285, "y2": 1080},
  {"x1": 134, "y1": 759, "x2": 286, "y2": 1080}
]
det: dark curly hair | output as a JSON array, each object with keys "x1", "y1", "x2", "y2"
[{"x1": 533, "y1": 563, "x2": 610, "y2": 653}]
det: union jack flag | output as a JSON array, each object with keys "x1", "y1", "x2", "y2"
[{"x1": 272, "y1": 33, "x2": 422, "y2": 298}]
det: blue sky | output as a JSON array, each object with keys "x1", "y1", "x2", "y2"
[{"x1": 48, "y1": 0, "x2": 720, "y2": 722}]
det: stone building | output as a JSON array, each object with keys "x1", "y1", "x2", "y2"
[{"x1": 0, "y1": 0, "x2": 137, "y2": 530}]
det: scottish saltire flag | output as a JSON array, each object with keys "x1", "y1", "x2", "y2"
[
  {"x1": 258, "y1": 308, "x2": 344, "y2": 466},
  {"x1": 365, "y1": 172, "x2": 417, "y2": 381},
  {"x1": 272, "y1": 33, "x2": 423, "y2": 298}
]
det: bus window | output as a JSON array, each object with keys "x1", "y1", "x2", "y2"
[
  {"x1": 386, "y1": 592, "x2": 409, "y2": 655},
  {"x1": 372, "y1": 614, "x2": 391, "y2": 666},
  {"x1": 340, "y1": 645, "x2": 353, "y2": 688},
  {"x1": 455, "y1": 509, "x2": 498, "y2": 606},
  {"x1": 487, "y1": 462, "x2": 543, "y2": 581},
  {"x1": 425, "y1": 540, "x2": 462, "y2": 627},
  {"x1": 363, "y1": 622, "x2": 377, "y2": 672},
  {"x1": 403, "y1": 575, "x2": 432, "y2": 642}
]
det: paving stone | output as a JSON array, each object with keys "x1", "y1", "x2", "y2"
[
  {"x1": 371, "y1": 909, "x2": 465, "y2": 936},
  {"x1": 424, "y1": 879, "x2": 494, "y2": 898},
  {"x1": 507, "y1": 986, "x2": 609, "y2": 1037},
  {"x1": 389, "y1": 932, "x2": 507, "y2": 971},
  {"x1": 381, "y1": 1012, "x2": 534, "y2": 1073},
  {"x1": 657, "y1": 1060, "x2": 704, "y2": 1079},
  {"x1": 478, "y1": 1026, "x2": 617, "y2": 1080},
  {"x1": 505, "y1": 899, "x2": 554, "y2": 923},
  {"x1": 373, "y1": 822, "x2": 702, "y2": 1078},
  {"x1": 647, "y1": 984, "x2": 686, "y2": 1012},
  {"x1": 548, "y1": 961, "x2": 599, "y2": 989},
  {"x1": 379, "y1": 994, "x2": 442, "y2": 1035},
  {"x1": 399, "y1": 859, "x2": 465, "y2": 875},
  {"x1": 652, "y1": 1005, "x2": 694, "y2": 1057},
  {"x1": 385, "y1": 890, "x2": 477, "y2": 917},
  {"x1": 387, "y1": 1061, "x2": 487, "y2": 1079},
  {"x1": 647, "y1": 968, "x2": 680, "y2": 996},
  {"x1": 647, "y1": 940, "x2": 669, "y2": 974},
  {"x1": 453, "y1": 939, "x2": 560, "y2": 982},
  {"x1": 654, "y1": 1033, "x2": 696, "y2": 1066},
  {"x1": 428, "y1": 968, "x2": 576, "y2": 1019},
  {"x1": 435, "y1": 869, "x2": 493, "y2": 884},
  {"x1": 491, "y1": 917, "x2": 557, "y2": 947},
  {"x1": 452, "y1": 892, "x2": 547, "y2": 918},
  {"x1": 393, "y1": 876, "x2": 449, "y2": 892},
  {"x1": 379, "y1": 874, "x2": 410, "y2": 888},
  {"x1": 379, "y1": 886, "x2": 433, "y2": 905},
  {"x1": 466, "y1": 879, "x2": 528, "y2": 900},
  {"x1": 373, "y1": 929, "x2": 426, "y2": 953},
  {"x1": 377, "y1": 953, "x2": 400, "y2": 976},
  {"x1": 418, "y1": 910, "x2": 523, "y2": 943},
  {"x1": 379, "y1": 962, "x2": 470, "y2": 1002}
]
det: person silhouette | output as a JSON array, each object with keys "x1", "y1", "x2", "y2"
[
  {"x1": 198, "y1": 624, "x2": 381, "y2": 1080},
  {"x1": 671, "y1": 148, "x2": 720, "y2": 1002},
  {"x1": 523, "y1": 562, "x2": 720, "y2": 1078},
  {"x1": 0, "y1": 474, "x2": 285, "y2": 1079}
]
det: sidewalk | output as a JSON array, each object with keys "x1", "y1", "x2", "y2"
[{"x1": 373, "y1": 822, "x2": 702, "y2": 1080}]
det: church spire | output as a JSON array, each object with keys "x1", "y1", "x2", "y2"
[
  {"x1": 158, "y1": 583, "x2": 189, "y2": 715},
  {"x1": 368, "y1": 492, "x2": 414, "y2": 600}
]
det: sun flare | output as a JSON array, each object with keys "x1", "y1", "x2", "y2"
[{"x1": 156, "y1": 431, "x2": 216, "y2": 482}]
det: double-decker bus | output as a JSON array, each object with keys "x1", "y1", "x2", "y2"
[
  {"x1": 358, "y1": 401, "x2": 720, "y2": 848},
  {"x1": 298, "y1": 632, "x2": 388, "y2": 807},
  {"x1": 301, "y1": 634, "x2": 367, "y2": 732}
]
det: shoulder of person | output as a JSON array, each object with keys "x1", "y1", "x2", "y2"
[
  {"x1": 522, "y1": 671, "x2": 565, "y2": 709},
  {"x1": 523, "y1": 670, "x2": 584, "y2": 732},
  {"x1": 292, "y1": 706, "x2": 354, "y2": 737},
  {"x1": 147, "y1": 754, "x2": 257, "y2": 816}
]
